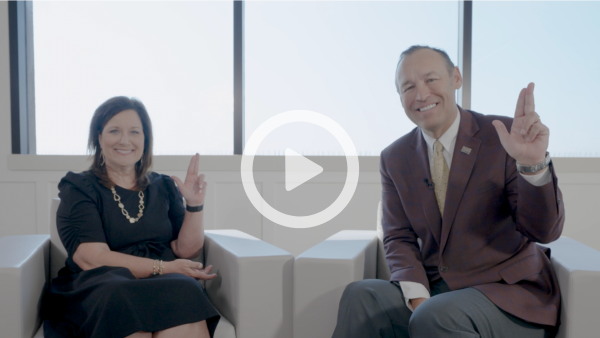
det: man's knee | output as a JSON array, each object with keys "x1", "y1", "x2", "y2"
[
  {"x1": 341, "y1": 279, "x2": 389, "y2": 304},
  {"x1": 408, "y1": 293, "x2": 463, "y2": 336}
]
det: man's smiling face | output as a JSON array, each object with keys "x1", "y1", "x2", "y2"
[{"x1": 396, "y1": 48, "x2": 462, "y2": 138}]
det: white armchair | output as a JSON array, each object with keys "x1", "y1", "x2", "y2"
[
  {"x1": 293, "y1": 202, "x2": 600, "y2": 338},
  {"x1": 0, "y1": 198, "x2": 294, "y2": 338}
]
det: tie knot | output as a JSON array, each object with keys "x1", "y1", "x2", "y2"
[{"x1": 434, "y1": 140, "x2": 444, "y2": 154}]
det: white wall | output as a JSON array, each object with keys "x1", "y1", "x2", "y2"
[{"x1": 1, "y1": 2, "x2": 599, "y2": 256}]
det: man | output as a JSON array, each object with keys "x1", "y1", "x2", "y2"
[{"x1": 332, "y1": 45, "x2": 564, "y2": 337}]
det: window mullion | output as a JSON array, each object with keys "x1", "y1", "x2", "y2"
[
  {"x1": 234, "y1": 0, "x2": 245, "y2": 155},
  {"x1": 9, "y1": 1, "x2": 36, "y2": 154},
  {"x1": 457, "y1": 0, "x2": 472, "y2": 110}
]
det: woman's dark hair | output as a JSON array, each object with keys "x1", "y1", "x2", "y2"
[{"x1": 87, "y1": 96, "x2": 153, "y2": 190}]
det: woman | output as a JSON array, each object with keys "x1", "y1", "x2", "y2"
[{"x1": 43, "y1": 96, "x2": 220, "y2": 338}]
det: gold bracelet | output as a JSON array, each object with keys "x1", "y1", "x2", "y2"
[
  {"x1": 152, "y1": 259, "x2": 158, "y2": 276},
  {"x1": 158, "y1": 260, "x2": 164, "y2": 275}
]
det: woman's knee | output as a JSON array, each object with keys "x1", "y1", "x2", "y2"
[
  {"x1": 157, "y1": 273, "x2": 204, "y2": 292},
  {"x1": 153, "y1": 320, "x2": 208, "y2": 338}
]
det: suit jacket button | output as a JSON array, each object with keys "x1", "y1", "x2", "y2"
[{"x1": 440, "y1": 266, "x2": 448, "y2": 272}]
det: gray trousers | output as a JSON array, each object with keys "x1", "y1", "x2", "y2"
[{"x1": 332, "y1": 279, "x2": 556, "y2": 338}]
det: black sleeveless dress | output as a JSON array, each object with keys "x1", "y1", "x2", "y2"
[{"x1": 42, "y1": 171, "x2": 220, "y2": 338}]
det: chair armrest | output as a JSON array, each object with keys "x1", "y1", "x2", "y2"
[
  {"x1": 0, "y1": 235, "x2": 50, "y2": 338},
  {"x1": 203, "y1": 230, "x2": 293, "y2": 338},
  {"x1": 293, "y1": 230, "x2": 379, "y2": 338},
  {"x1": 542, "y1": 237, "x2": 600, "y2": 338}
]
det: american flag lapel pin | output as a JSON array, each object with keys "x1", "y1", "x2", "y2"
[{"x1": 461, "y1": 146, "x2": 472, "y2": 155}]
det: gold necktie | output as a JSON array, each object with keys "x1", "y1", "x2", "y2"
[{"x1": 432, "y1": 140, "x2": 449, "y2": 214}]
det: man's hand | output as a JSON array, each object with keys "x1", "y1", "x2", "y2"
[
  {"x1": 492, "y1": 82, "x2": 549, "y2": 166},
  {"x1": 410, "y1": 297, "x2": 427, "y2": 311}
]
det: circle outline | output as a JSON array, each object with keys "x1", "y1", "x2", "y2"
[{"x1": 241, "y1": 110, "x2": 359, "y2": 229}]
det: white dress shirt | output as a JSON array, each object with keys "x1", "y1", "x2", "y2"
[{"x1": 398, "y1": 108, "x2": 552, "y2": 311}]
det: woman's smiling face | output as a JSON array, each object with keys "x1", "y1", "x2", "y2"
[{"x1": 98, "y1": 109, "x2": 145, "y2": 170}]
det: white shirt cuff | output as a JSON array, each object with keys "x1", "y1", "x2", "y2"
[
  {"x1": 519, "y1": 167, "x2": 552, "y2": 187},
  {"x1": 398, "y1": 281, "x2": 430, "y2": 312}
]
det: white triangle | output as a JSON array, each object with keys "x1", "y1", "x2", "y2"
[{"x1": 285, "y1": 148, "x2": 323, "y2": 192}]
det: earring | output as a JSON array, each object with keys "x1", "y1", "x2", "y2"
[
  {"x1": 139, "y1": 155, "x2": 144, "y2": 163},
  {"x1": 100, "y1": 150, "x2": 105, "y2": 166}
]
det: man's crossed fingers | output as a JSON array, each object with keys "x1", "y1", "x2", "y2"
[{"x1": 516, "y1": 83, "x2": 547, "y2": 143}]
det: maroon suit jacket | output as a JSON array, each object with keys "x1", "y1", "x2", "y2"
[{"x1": 380, "y1": 107, "x2": 565, "y2": 326}]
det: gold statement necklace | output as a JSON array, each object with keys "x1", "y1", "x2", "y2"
[{"x1": 111, "y1": 187, "x2": 145, "y2": 223}]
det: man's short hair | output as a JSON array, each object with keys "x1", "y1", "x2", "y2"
[{"x1": 395, "y1": 45, "x2": 455, "y2": 92}]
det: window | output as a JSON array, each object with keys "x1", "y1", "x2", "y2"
[
  {"x1": 16, "y1": 2, "x2": 600, "y2": 157},
  {"x1": 32, "y1": 2, "x2": 600, "y2": 157},
  {"x1": 32, "y1": 1, "x2": 233, "y2": 155},
  {"x1": 472, "y1": 1, "x2": 600, "y2": 157},
  {"x1": 245, "y1": 1, "x2": 459, "y2": 155}
]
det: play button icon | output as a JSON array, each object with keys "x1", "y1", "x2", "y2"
[
  {"x1": 241, "y1": 110, "x2": 359, "y2": 229},
  {"x1": 284, "y1": 149, "x2": 324, "y2": 191}
]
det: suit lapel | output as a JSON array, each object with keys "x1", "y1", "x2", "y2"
[
  {"x1": 409, "y1": 130, "x2": 442, "y2": 246},
  {"x1": 439, "y1": 108, "x2": 481, "y2": 254}
]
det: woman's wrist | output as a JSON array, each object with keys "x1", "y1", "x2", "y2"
[
  {"x1": 151, "y1": 259, "x2": 157, "y2": 276},
  {"x1": 151, "y1": 259, "x2": 165, "y2": 276},
  {"x1": 161, "y1": 260, "x2": 170, "y2": 275},
  {"x1": 185, "y1": 199, "x2": 203, "y2": 206},
  {"x1": 186, "y1": 203, "x2": 204, "y2": 212}
]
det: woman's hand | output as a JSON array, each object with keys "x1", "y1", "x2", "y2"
[
  {"x1": 163, "y1": 259, "x2": 217, "y2": 280},
  {"x1": 172, "y1": 153, "x2": 206, "y2": 207}
]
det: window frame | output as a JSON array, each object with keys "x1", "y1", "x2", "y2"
[
  {"x1": 9, "y1": 0, "x2": 36, "y2": 155},
  {"x1": 10, "y1": 1, "x2": 472, "y2": 156}
]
